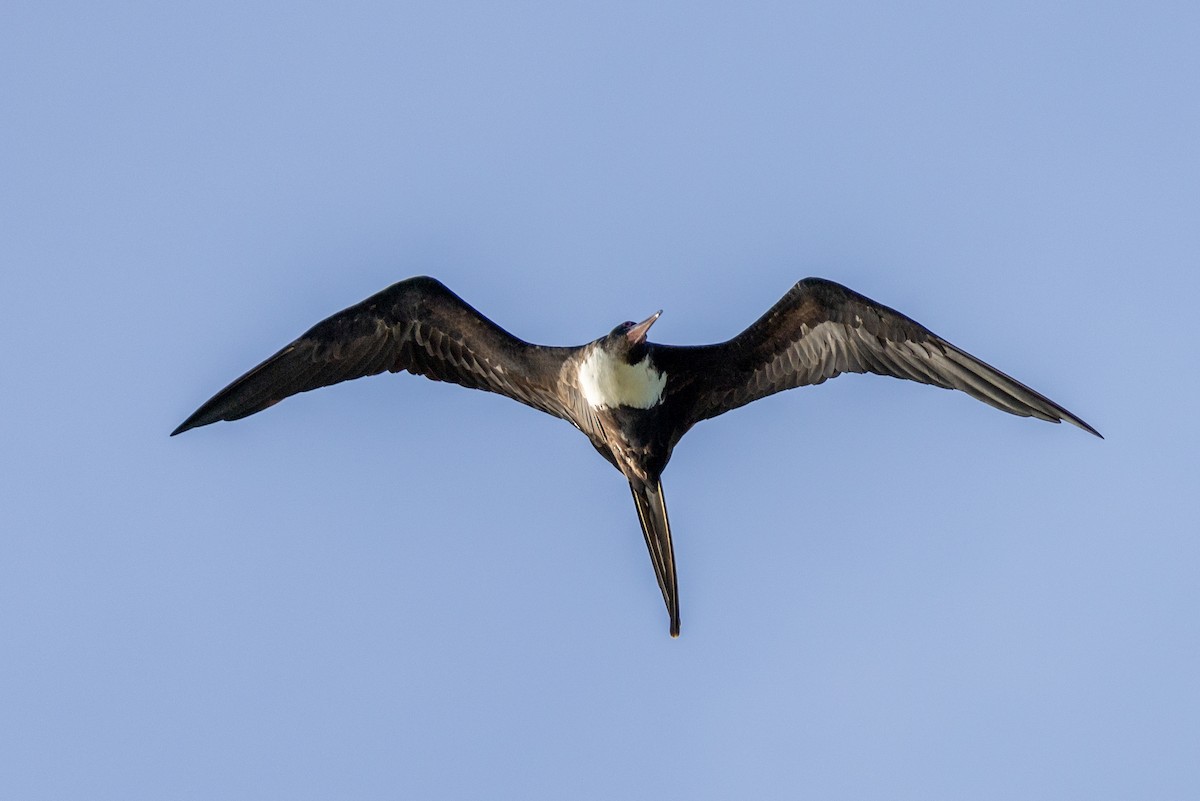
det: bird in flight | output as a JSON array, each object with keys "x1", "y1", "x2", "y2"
[{"x1": 173, "y1": 276, "x2": 1100, "y2": 636}]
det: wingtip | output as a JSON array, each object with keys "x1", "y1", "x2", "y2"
[
  {"x1": 170, "y1": 412, "x2": 209, "y2": 437},
  {"x1": 170, "y1": 415, "x2": 204, "y2": 436},
  {"x1": 1068, "y1": 415, "x2": 1104, "y2": 440},
  {"x1": 171, "y1": 404, "x2": 230, "y2": 437}
]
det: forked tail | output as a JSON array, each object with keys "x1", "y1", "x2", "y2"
[{"x1": 629, "y1": 478, "x2": 680, "y2": 637}]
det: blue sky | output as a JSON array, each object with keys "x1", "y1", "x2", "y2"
[{"x1": 3, "y1": 1, "x2": 1197, "y2": 798}]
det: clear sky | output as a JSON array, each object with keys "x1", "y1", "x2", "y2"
[{"x1": 3, "y1": 1, "x2": 1197, "y2": 799}]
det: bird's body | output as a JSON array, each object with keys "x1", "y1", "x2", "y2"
[{"x1": 173, "y1": 276, "x2": 1101, "y2": 636}]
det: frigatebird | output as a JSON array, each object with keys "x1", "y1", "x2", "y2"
[{"x1": 173, "y1": 276, "x2": 1100, "y2": 636}]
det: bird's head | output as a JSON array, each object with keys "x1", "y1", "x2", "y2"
[{"x1": 604, "y1": 311, "x2": 662, "y2": 363}]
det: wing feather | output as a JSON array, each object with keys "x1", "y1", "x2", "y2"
[
  {"x1": 660, "y1": 278, "x2": 1100, "y2": 437},
  {"x1": 172, "y1": 276, "x2": 576, "y2": 435}
]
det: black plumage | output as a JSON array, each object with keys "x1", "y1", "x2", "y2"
[{"x1": 174, "y1": 276, "x2": 1100, "y2": 636}]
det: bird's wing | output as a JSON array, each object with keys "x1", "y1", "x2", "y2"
[
  {"x1": 172, "y1": 276, "x2": 578, "y2": 435},
  {"x1": 659, "y1": 278, "x2": 1101, "y2": 436}
]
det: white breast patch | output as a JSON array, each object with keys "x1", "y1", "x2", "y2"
[{"x1": 577, "y1": 347, "x2": 667, "y2": 409}]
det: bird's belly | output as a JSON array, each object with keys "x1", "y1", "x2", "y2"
[{"x1": 596, "y1": 407, "x2": 674, "y2": 481}]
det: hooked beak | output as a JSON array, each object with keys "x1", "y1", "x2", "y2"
[{"x1": 626, "y1": 310, "x2": 662, "y2": 344}]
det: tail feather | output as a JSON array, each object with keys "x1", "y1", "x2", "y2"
[{"x1": 629, "y1": 479, "x2": 680, "y2": 637}]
